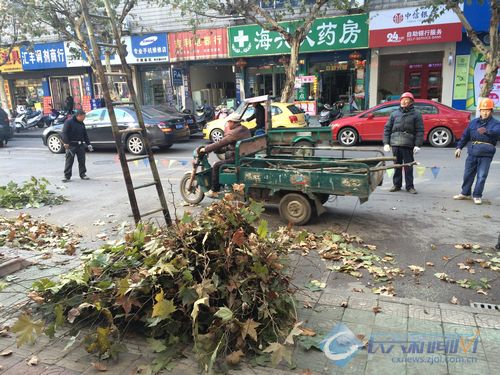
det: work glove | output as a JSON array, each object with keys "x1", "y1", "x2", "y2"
[
  {"x1": 477, "y1": 127, "x2": 487, "y2": 135},
  {"x1": 87, "y1": 144, "x2": 94, "y2": 152},
  {"x1": 383, "y1": 144, "x2": 391, "y2": 153},
  {"x1": 455, "y1": 149, "x2": 461, "y2": 159},
  {"x1": 413, "y1": 146, "x2": 420, "y2": 154}
]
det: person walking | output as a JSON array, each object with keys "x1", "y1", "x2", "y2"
[
  {"x1": 61, "y1": 110, "x2": 93, "y2": 182},
  {"x1": 453, "y1": 98, "x2": 500, "y2": 205},
  {"x1": 199, "y1": 113, "x2": 251, "y2": 197},
  {"x1": 383, "y1": 92, "x2": 424, "y2": 194}
]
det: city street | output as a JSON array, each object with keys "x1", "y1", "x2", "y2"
[{"x1": 1, "y1": 133, "x2": 499, "y2": 307}]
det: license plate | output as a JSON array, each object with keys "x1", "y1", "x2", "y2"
[{"x1": 176, "y1": 124, "x2": 184, "y2": 129}]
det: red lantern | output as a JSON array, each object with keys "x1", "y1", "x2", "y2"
[{"x1": 348, "y1": 51, "x2": 362, "y2": 61}]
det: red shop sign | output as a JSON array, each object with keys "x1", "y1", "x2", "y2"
[{"x1": 168, "y1": 28, "x2": 228, "y2": 62}]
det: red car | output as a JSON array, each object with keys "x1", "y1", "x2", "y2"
[{"x1": 331, "y1": 99, "x2": 471, "y2": 147}]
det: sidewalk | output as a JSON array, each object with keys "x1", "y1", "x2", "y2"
[{"x1": 1, "y1": 245, "x2": 498, "y2": 375}]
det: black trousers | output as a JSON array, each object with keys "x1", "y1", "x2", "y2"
[
  {"x1": 392, "y1": 146, "x2": 414, "y2": 189},
  {"x1": 64, "y1": 144, "x2": 87, "y2": 179},
  {"x1": 211, "y1": 158, "x2": 234, "y2": 192}
]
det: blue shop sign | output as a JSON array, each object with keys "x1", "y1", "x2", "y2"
[
  {"x1": 21, "y1": 42, "x2": 67, "y2": 70},
  {"x1": 129, "y1": 33, "x2": 168, "y2": 63},
  {"x1": 172, "y1": 68, "x2": 183, "y2": 86}
]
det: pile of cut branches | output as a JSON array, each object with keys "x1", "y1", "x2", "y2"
[
  {"x1": 0, "y1": 177, "x2": 66, "y2": 209},
  {"x1": 17, "y1": 195, "x2": 298, "y2": 373}
]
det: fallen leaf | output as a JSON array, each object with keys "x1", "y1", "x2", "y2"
[
  {"x1": 27, "y1": 291, "x2": 45, "y2": 304},
  {"x1": 0, "y1": 350, "x2": 12, "y2": 356},
  {"x1": 226, "y1": 350, "x2": 244, "y2": 365},
  {"x1": 365, "y1": 244, "x2": 377, "y2": 251},
  {"x1": 477, "y1": 289, "x2": 488, "y2": 296},
  {"x1": 472, "y1": 244, "x2": 481, "y2": 250},
  {"x1": 442, "y1": 256, "x2": 450, "y2": 261},
  {"x1": 92, "y1": 362, "x2": 108, "y2": 372},
  {"x1": 27, "y1": 355, "x2": 38, "y2": 366},
  {"x1": 454, "y1": 244, "x2": 464, "y2": 249},
  {"x1": 301, "y1": 370, "x2": 313, "y2": 375},
  {"x1": 299, "y1": 327, "x2": 316, "y2": 337},
  {"x1": 408, "y1": 265, "x2": 425, "y2": 275},
  {"x1": 303, "y1": 301, "x2": 313, "y2": 309},
  {"x1": 340, "y1": 301, "x2": 348, "y2": 308},
  {"x1": 372, "y1": 306, "x2": 382, "y2": 314},
  {"x1": 430, "y1": 244, "x2": 437, "y2": 250},
  {"x1": 450, "y1": 296, "x2": 459, "y2": 305},
  {"x1": 457, "y1": 263, "x2": 470, "y2": 270},
  {"x1": 425, "y1": 262, "x2": 434, "y2": 267},
  {"x1": 67, "y1": 307, "x2": 81, "y2": 323},
  {"x1": 352, "y1": 287, "x2": 364, "y2": 293}
]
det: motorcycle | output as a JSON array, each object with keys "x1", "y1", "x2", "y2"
[
  {"x1": 53, "y1": 110, "x2": 75, "y2": 125},
  {"x1": 14, "y1": 108, "x2": 44, "y2": 132},
  {"x1": 319, "y1": 102, "x2": 344, "y2": 127},
  {"x1": 41, "y1": 109, "x2": 60, "y2": 128},
  {"x1": 195, "y1": 104, "x2": 215, "y2": 128}
]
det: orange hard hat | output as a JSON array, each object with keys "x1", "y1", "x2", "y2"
[
  {"x1": 479, "y1": 98, "x2": 494, "y2": 110},
  {"x1": 400, "y1": 92, "x2": 415, "y2": 101}
]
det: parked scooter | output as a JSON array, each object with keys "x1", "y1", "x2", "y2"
[
  {"x1": 14, "y1": 107, "x2": 44, "y2": 132},
  {"x1": 195, "y1": 103, "x2": 215, "y2": 127},
  {"x1": 41, "y1": 109, "x2": 60, "y2": 128},
  {"x1": 319, "y1": 101, "x2": 344, "y2": 127},
  {"x1": 53, "y1": 110, "x2": 75, "y2": 125}
]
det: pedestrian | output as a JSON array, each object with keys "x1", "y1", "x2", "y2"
[
  {"x1": 65, "y1": 95, "x2": 74, "y2": 113},
  {"x1": 199, "y1": 113, "x2": 251, "y2": 198},
  {"x1": 383, "y1": 92, "x2": 424, "y2": 194},
  {"x1": 245, "y1": 102, "x2": 265, "y2": 133},
  {"x1": 61, "y1": 109, "x2": 93, "y2": 182},
  {"x1": 453, "y1": 98, "x2": 500, "y2": 205}
]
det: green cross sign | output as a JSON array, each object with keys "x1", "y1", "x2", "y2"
[{"x1": 228, "y1": 14, "x2": 368, "y2": 57}]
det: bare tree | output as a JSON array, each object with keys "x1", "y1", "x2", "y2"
[
  {"x1": 159, "y1": 0, "x2": 358, "y2": 102},
  {"x1": 425, "y1": 0, "x2": 499, "y2": 99}
]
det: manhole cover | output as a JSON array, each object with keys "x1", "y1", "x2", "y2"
[{"x1": 470, "y1": 302, "x2": 500, "y2": 311}]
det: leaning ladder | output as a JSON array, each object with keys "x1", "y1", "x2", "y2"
[{"x1": 80, "y1": 0, "x2": 172, "y2": 226}]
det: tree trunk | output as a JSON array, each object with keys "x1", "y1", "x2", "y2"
[
  {"x1": 0, "y1": 74, "x2": 11, "y2": 117},
  {"x1": 104, "y1": 50, "x2": 120, "y2": 102},
  {"x1": 280, "y1": 38, "x2": 300, "y2": 103}
]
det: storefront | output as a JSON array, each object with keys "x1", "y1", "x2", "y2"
[
  {"x1": 368, "y1": 5, "x2": 463, "y2": 107},
  {"x1": 227, "y1": 13, "x2": 369, "y2": 112},
  {"x1": 168, "y1": 28, "x2": 231, "y2": 109}
]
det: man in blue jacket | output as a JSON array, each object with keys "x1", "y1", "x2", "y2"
[
  {"x1": 383, "y1": 92, "x2": 424, "y2": 194},
  {"x1": 453, "y1": 98, "x2": 500, "y2": 205}
]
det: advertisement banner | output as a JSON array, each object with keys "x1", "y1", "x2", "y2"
[
  {"x1": 369, "y1": 5, "x2": 462, "y2": 47},
  {"x1": 64, "y1": 41, "x2": 119, "y2": 67},
  {"x1": 453, "y1": 55, "x2": 470, "y2": 100},
  {"x1": 228, "y1": 14, "x2": 368, "y2": 57},
  {"x1": 0, "y1": 47, "x2": 23, "y2": 72},
  {"x1": 20, "y1": 42, "x2": 66, "y2": 70},
  {"x1": 467, "y1": 49, "x2": 500, "y2": 109},
  {"x1": 168, "y1": 28, "x2": 228, "y2": 61},
  {"x1": 125, "y1": 33, "x2": 169, "y2": 64}
]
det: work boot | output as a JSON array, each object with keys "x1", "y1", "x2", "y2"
[
  {"x1": 453, "y1": 194, "x2": 471, "y2": 200},
  {"x1": 407, "y1": 188, "x2": 417, "y2": 194},
  {"x1": 62, "y1": 178, "x2": 70, "y2": 183},
  {"x1": 473, "y1": 197, "x2": 482, "y2": 205},
  {"x1": 80, "y1": 175, "x2": 90, "y2": 180},
  {"x1": 389, "y1": 186, "x2": 401, "y2": 192}
]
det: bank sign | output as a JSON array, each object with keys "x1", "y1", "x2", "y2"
[
  {"x1": 369, "y1": 5, "x2": 462, "y2": 47},
  {"x1": 228, "y1": 14, "x2": 368, "y2": 57}
]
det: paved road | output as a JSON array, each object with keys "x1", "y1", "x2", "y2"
[{"x1": 1, "y1": 135, "x2": 499, "y2": 308}]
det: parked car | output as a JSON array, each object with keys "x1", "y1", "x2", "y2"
[
  {"x1": 42, "y1": 106, "x2": 190, "y2": 155},
  {"x1": 203, "y1": 102, "x2": 307, "y2": 142},
  {"x1": 330, "y1": 99, "x2": 471, "y2": 148},
  {"x1": 154, "y1": 104, "x2": 199, "y2": 134},
  {"x1": 0, "y1": 108, "x2": 12, "y2": 147}
]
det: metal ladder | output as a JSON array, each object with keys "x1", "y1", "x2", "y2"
[{"x1": 80, "y1": 0, "x2": 172, "y2": 226}]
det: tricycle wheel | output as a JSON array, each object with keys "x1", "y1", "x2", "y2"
[
  {"x1": 279, "y1": 193, "x2": 312, "y2": 226},
  {"x1": 293, "y1": 141, "x2": 315, "y2": 157},
  {"x1": 180, "y1": 172, "x2": 204, "y2": 204}
]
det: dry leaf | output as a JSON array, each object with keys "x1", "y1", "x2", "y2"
[
  {"x1": 0, "y1": 329, "x2": 10, "y2": 337},
  {"x1": 352, "y1": 288, "x2": 364, "y2": 293},
  {"x1": 450, "y1": 296, "x2": 459, "y2": 305},
  {"x1": 408, "y1": 265, "x2": 425, "y2": 275},
  {"x1": 301, "y1": 370, "x2": 313, "y2": 375},
  {"x1": 340, "y1": 301, "x2": 348, "y2": 308},
  {"x1": 27, "y1": 355, "x2": 38, "y2": 366},
  {"x1": 0, "y1": 350, "x2": 13, "y2": 356},
  {"x1": 226, "y1": 350, "x2": 244, "y2": 365},
  {"x1": 303, "y1": 301, "x2": 313, "y2": 309},
  {"x1": 442, "y1": 256, "x2": 450, "y2": 261},
  {"x1": 425, "y1": 262, "x2": 434, "y2": 266},
  {"x1": 92, "y1": 362, "x2": 108, "y2": 372},
  {"x1": 430, "y1": 244, "x2": 437, "y2": 250},
  {"x1": 477, "y1": 289, "x2": 488, "y2": 296},
  {"x1": 457, "y1": 263, "x2": 470, "y2": 270},
  {"x1": 372, "y1": 306, "x2": 382, "y2": 314},
  {"x1": 27, "y1": 291, "x2": 45, "y2": 304},
  {"x1": 454, "y1": 244, "x2": 464, "y2": 249},
  {"x1": 365, "y1": 244, "x2": 377, "y2": 251},
  {"x1": 299, "y1": 327, "x2": 316, "y2": 337}
]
